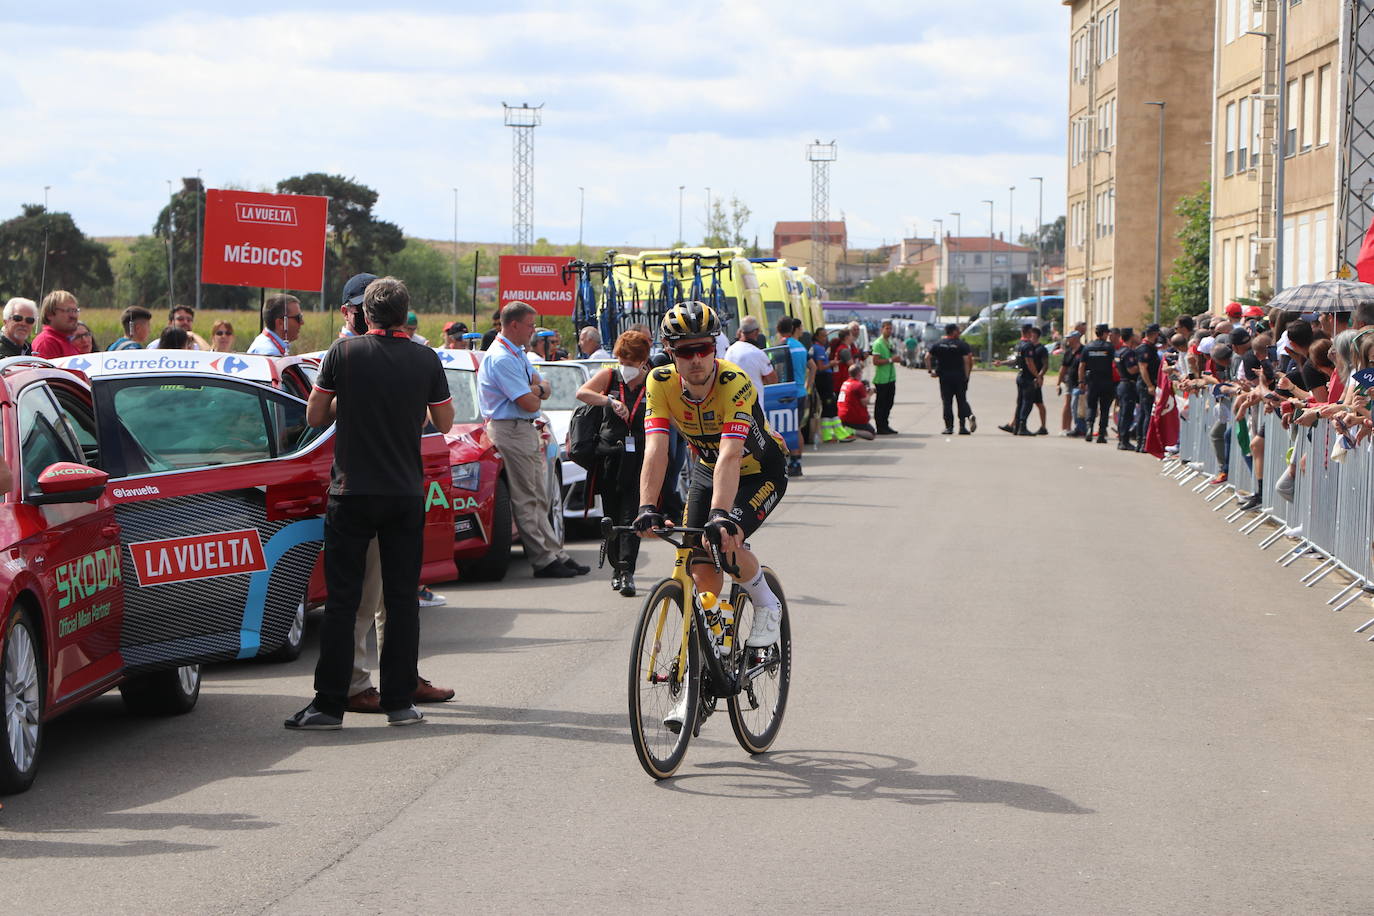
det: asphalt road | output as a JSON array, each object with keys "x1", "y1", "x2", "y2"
[{"x1": 5, "y1": 370, "x2": 1374, "y2": 915}]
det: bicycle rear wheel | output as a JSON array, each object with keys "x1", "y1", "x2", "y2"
[
  {"x1": 628, "y1": 578, "x2": 700, "y2": 779},
  {"x1": 727, "y1": 568, "x2": 791, "y2": 755}
]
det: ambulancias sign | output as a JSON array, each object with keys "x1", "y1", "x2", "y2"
[{"x1": 498, "y1": 256, "x2": 575, "y2": 315}]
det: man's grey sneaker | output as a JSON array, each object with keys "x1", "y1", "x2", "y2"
[
  {"x1": 284, "y1": 704, "x2": 342, "y2": 730},
  {"x1": 387, "y1": 705, "x2": 425, "y2": 726}
]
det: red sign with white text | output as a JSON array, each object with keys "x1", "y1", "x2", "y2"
[
  {"x1": 498, "y1": 256, "x2": 575, "y2": 316},
  {"x1": 129, "y1": 529, "x2": 267, "y2": 586},
  {"x1": 201, "y1": 189, "x2": 328, "y2": 292}
]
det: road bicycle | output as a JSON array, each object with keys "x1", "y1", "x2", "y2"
[{"x1": 601, "y1": 518, "x2": 791, "y2": 779}]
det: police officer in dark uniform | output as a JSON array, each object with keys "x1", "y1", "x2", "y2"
[
  {"x1": 1015, "y1": 325, "x2": 1049, "y2": 435},
  {"x1": 1077, "y1": 323, "x2": 1115, "y2": 443},
  {"x1": 926, "y1": 322, "x2": 975, "y2": 435},
  {"x1": 1114, "y1": 328, "x2": 1141, "y2": 450},
  {"x1": 1133, "y1": 324, "x2": 1162, "y2": 450}
]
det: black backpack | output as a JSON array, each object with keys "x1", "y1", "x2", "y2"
[{"x1": 568, "y1": 373, "x2": 616, "y2": 471}]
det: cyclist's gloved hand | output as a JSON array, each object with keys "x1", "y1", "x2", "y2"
[
  {"x1": 704, "y1": 508, "x2": 740, "y2": 544},
  {"x1": 633, "y1": 505, "x2": 664, "y2": 533}
]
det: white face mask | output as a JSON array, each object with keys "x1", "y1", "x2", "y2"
[{"x1": 619, "y1": 364, "x2": 642, "y2": 384}]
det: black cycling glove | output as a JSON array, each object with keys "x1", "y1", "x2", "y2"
[
  {"x1": 704, "y1": 508, "x2": 740, "y2": 542},
  {"x1": 633, "y1": 505, "x2": 664, "y2": 533}
]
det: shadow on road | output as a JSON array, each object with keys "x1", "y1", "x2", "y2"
[{"x1": 660, "y1": 749, "x2": 1094, "y2": 814}]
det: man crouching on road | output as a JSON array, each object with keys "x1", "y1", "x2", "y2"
[{"x1": 286, "y1": 277, "x2": 455, "y2": 730}]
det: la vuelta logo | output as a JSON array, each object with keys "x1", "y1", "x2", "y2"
[
  {"x1": 235, "y1": 203, "x2": 298, "y2": 226},
  {"x1": 129, "y1": 529, "x2": 267, "y2": 586}
]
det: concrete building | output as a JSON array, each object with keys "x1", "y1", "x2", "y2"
[
  {"x1": 1062, "y1": 0, "x2": 1215, "y2": 330},
  {"x1": 942, "y1": 237, "x2": 1034, "y2": 310},
  {"x1": 772, "y1": 220, "x2": 846, "y2": 285},
  {"x1": 1212, "y1": 1, "x2": 1339, "y2": 306}
]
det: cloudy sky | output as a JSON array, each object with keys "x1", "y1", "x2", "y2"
[{"x1": 1, "y1": 1, "x2": 1067, "y2": 250}]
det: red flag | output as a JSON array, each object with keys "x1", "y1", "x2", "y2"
[
  {"x1": 1145, "y1": 362, "x2": 1179, "y2": 459},
  {"x1": 1358, "y1": 214, "x2": 1374, "y2": 282}
]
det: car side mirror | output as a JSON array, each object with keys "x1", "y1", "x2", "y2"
[{"x1": 31, "y1": 462, "x2": 109, "y2": 505}]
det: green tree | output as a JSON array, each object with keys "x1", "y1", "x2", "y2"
[
  {"x1": 704, "y1": 196, "x2": 751, "y2": 248},
  {"x1": 277, "y1": 173, "x2": 405, "y2": 302},
  {"x1": 379, "y1": 238, "x2": 475, "y2": 314},
  {"x1": 153, "y1": 177, "x2": 256, "y2": 311},
  {"x1": 0, "y1": 204, "x2": 113, "y2": 302},
  {"x1": 857, "y1": 268, "x2": 925, "y2": 304},
  {"x1": 1019, "y1": 215, "x2": 1066, "y2": 263},
  {"x1": 936, "y1": 283, "x2": 968, "y2": 311},
  {"x1": 1162, "y1": 182, "x2": 1210, "y2": 323}
]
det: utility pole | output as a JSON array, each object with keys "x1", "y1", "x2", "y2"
[
  {"x1": 949, "y1": 211, "x2": 962, "y2": 323},
  {"x1": 1009, "y1": 185, "x2": 1016, "y2": 306},
  {"x1": 1146, "y1": 101, "x2": 1166, "y2": 322},
  {"x1": 677, "y1": 185, "x2": 685, "y2": 246},
  {"x1": 807, "y1": 140, "x2": 838, "y2": 286},
  {"x1": 502, "y1": 102, "x2": 542, "y2": 254},
  {"x1": 933, "y1": 217, "x2": 944, "y2": 307},
  {"x1": 1030, "y1": 177, "x2": 1044, "y2": 320},
  {"x1": 452, "y1": 187, "x2": 460, "y2": 312},
  {"x1": 705, "y1": 187, "x2": 711, "y2": 243},
  {"x1": 578, "y1": 186, "x2": 585, "y2": 258}
]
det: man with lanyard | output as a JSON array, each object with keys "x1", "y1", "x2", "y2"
[
  {"x1": 1077, "y1": 323, "x2": 1116, "y2": 444},
  {"x1": 926, "y1": 323, "x2": 975, "y2": 435},
  {"x1": 635, "y1": 301, "x2": 787, "y2": 733},
  {"x1": 247, "y1": 293, "x2": 303, "y2": 356},
  {"x1": 1113, "y1": 328, "x2": 1141, "y2": 450},
  {"x1": 1133, "y1": 324, "x2": 1162, "y2": 451},
  {"x1": 288, "y1": 276, "x2": 454, "y2": 730},
  {"x1": 478, "y1": 301, "x2": 587, "y2": 579}
]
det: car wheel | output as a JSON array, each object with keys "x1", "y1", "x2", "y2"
[
  {"x1": 119, "y1": 664, "x2": 202, "y2": 716},
  {"x1": 459, "y1": 476, "x2": 513, "y2": 582},
  {"x1": 0, "y1": 605, "x2": 43, "y2": 794},
  {"x1": 264, "y1": 600, "x2": 306, "y2": 663}
]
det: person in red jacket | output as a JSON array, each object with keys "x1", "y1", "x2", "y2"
[
  {"x1": 31, "y1": 290, "x2": 81, "y2": 360},
  {"x1": 837, "y1": 363, "x2": 876, "y2": 440}
]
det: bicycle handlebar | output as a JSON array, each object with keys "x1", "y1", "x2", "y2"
[{"x1": 599, "y1": 518, "x2": 741, "y2": 577}]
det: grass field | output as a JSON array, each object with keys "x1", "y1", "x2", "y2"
[{"x1": 70, "y1": 308, "x2": 578, "y2": 355}]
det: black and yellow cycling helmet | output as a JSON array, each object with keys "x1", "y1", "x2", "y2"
[{"x1": 660, "y1": 300, "x2": 721, "y2": 343}]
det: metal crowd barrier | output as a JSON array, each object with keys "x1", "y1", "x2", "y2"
[{"x1": 1162, "y1": 390, "x2": 1374, "y2": 632}]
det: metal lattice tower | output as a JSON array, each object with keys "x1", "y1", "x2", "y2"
[
  {"x1": 1338, "y1": 1, "x2": 1374, "y2": 274},
  {"x1": 807, "y1": 140, "x2": 837, "y2": 286},
  {"x1": 503, "y1": 103, "x2": 542, "y2": 254}
]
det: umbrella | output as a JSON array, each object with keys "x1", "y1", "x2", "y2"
[{"x1": 1266, "y1": 279, "x2": 1374, "y2": 314}]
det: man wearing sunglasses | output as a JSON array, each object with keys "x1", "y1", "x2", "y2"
[
  {"x1": 635, "y1": 302, "x2": 789, "y2": 691},
  {"x1": 247, "y1": 294, "x2": 304, "y2": 356},
  {"x1": 0, "y1": 297, "x2": 37, "y2": 358}
]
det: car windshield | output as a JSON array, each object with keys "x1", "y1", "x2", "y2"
[
  {"x1": 443, "y1": 367, "x2": 484, "y2": 424},
  {"x1": 537, "y1": 364, "x2": 587, "y2": 411}
]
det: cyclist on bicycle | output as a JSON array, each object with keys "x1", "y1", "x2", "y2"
[{"x1": 634, "y1": 301, "x2": 787, "y2": 651}]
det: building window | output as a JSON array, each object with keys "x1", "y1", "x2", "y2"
[
  {"x1": 1225, "y1": 102, "x2": 1237, "y2": 176},
  {"x1": 1314, "y1": 209, "x2": 1328, "y2": 281},
  {"x1": 1297, "y1": 213, "x2": 1311, "y2": 285},
  {"x1": 1282, "y1": 217, "x2": 1296, "y2": 288},
  {"x1": 1221, "y1": 239, "x2": 1233, "y2": 303},
  {"x1": 1251, "y1": 97, "x2": 1263, "y2": 168},
  {"x1": 1286, "y1": 78, "x2": 1299, "y2": 156},
  {"x1": 1237, "y1": 100, "x2": 1249, "y2": 172},
  {"x1": 1301, "y1": 72, "x2": 1315, "y2": 152},
  {"x1": 1317, "y1": 65, "x2": 1331, "y2": 146},
  {"x1": 994, "y1": 254, "x2": 1008, "y2": 266},
  {"x1": 973, "y1": 253, "x2": 983, "y2": 266}
]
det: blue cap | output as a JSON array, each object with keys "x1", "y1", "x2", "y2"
[
  {"x1": 341, "y1": 272, "x2": 377, "y2": 306},
  {"x1": 536, "y1": 329, "x2": 556, "y2": 338},
  {"x1": 462, "y1": 332, "x2": 483, "y2": 341}
]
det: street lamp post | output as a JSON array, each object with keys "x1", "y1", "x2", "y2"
[
  {"x1": 705, "y1": 187, "x2": 712, "y2": 243},
  {"x1": 678, "y1": 185, "x2": 685, "y2": 246},
  {"x1": 195, "y1": 169, "x2": 203, "y2": 312},
  {"x1": 578, "y1": 186, "x2": 585, "y2": 258},
  {"x1": 1030, "y1": 177, "x2": 1043, "y2": 320},
  {"x1": 933, "y1": 218, "x2": 944, "y2": 308},
  {"x1": 39, "y1": 185, "x2": 50, "y2": 303},
  {"x1": 452, "y1": 188, "x2": 460, "y2": 312},
  {"x1": 1146, "y1": 101, "x2": 1166, "y2": 323},
  {"x1": 949, "y1": 211, "x2": 962, "y2": 323},
  {"x1": 982, "y1": 199, "x2": 995, "y2": 364},
  {"x1": 166, "y1": 180, "x2": 176, "y2": 309}
]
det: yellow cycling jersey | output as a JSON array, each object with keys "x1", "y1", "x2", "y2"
[{"x1": 644, "y1": 359, "x2": 787, "y2": 475}]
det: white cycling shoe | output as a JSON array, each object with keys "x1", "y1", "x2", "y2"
[
  {"x1": 662, "y1": 692, "x2": 690, "y2": 735},
  {"x1": 746, "y1": 604, "x2": 781, "y2": 647}
]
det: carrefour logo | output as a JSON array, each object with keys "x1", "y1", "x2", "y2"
[
  {"x1": 68, "y1": 357, "x2": 92, "y2": 371},
  {"x1": 210, "y1": 356, "x2": 250, "y2": 375}
]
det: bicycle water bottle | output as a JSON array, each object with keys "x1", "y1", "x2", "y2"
[
  {"x1": 699, "y1": 592, "x2": 723, "y2": 656},
  {"x1": 718, "y1": 598, "x2": 735, "y2": 655}
]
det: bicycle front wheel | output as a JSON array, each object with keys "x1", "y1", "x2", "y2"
[
  {"x1": 628, "y1": 578, "x2": 700, "y2": 779},
  {"x1": 727, "y1": 568, "x2": 791, "y2": 755}
]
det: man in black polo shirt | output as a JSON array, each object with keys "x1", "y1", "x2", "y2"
[
  {"x1": 287, "y1": 277, "x2": 455, "y2": 730},
  {"x1": 926, "y1": 323, "x2": 975, "y2": 435}
]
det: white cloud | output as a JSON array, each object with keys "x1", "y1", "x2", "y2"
[{"x1": 0, "y1": 2, "x2": 1069, "y2": 248}]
